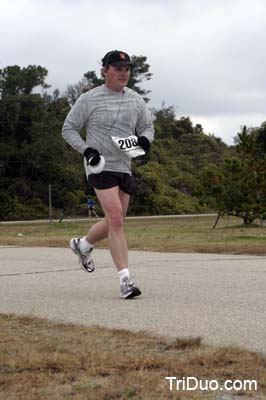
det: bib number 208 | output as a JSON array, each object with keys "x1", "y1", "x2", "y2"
[{"x1": 118, "y1": 137, "x2": 138, "y2": 150}]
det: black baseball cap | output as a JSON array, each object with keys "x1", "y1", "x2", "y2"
[{"x1": 102, "y1": 50, "x2": 135, "y2": 68}]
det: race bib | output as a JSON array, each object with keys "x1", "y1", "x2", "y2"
[{"x1": 111, "y1": 135, "x2": 145, "y2": 159}]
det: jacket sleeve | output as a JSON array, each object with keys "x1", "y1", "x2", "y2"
[
  {"x1": 135, "y1": 97, "x2": 155, "y2": 144},
  {"x1": 61, "y1": 94, "x2": 89, "y2": 155}
]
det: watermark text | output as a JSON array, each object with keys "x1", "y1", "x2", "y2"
[{"x1": 165, "y1": 376, "x2": 257, "y2": 392}]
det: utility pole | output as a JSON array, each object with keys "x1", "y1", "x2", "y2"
[{"x1": 48, "y1": 184, "x2": 52, "y2": 223}]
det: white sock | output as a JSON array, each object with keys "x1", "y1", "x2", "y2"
[
  {"x1": 118, "y1": 268, "x2": 130, "y2": 283},
  {"x1": 79, "y1": 236, "x2": 93, "y2": 252}
]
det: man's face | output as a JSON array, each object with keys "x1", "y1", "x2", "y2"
[{"x1": 104, "y1": 64, "x2": 131, "y2": 92}]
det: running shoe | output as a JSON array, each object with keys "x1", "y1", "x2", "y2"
[
  {"x1": 69, "y1": 237, "x2": 95, "y2": 273},
  {"x1": 120, "y1": 276, "x2": 142, "y2": 299}
]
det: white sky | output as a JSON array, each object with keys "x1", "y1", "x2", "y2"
[{"x1": 1, "y1": 0, "x2": 266, "y2": 144}]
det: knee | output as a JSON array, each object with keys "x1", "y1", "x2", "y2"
[{"x1": 107, "y1": 208, "x2": 123, "y2": 230}]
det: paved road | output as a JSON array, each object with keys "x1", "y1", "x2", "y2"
[{"x1": 0, "y1": 247, "x2": 265, "y2": 354}]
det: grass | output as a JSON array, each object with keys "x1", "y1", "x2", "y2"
[
  {"x1": 1, "y1": 216, "x2": 266, "y2": 399},
  {"x1": 1, "y1": 314, "x2": 266, "y2": 400},
  {"x1": 1, "y1": 215, "x2": 266, "y2": 255}
]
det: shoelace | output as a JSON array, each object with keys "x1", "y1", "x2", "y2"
[{"x1": 122, "y1": 277, "x2": 134, "y2": 288}]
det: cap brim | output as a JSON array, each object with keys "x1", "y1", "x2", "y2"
[{"x1": 110, "y1": 61, "x2": 135, "y2": 68}]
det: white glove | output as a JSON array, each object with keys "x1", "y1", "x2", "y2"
[{"x1": 83, "y1": 155, "x2": 105, "y2": 177}]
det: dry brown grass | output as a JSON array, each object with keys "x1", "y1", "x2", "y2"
[
  {"x1": 1, "y1": 216, "x2": 266, "y2": 255},
  {"x1": 1, "y1": 314, "x2": 266, "y2": 400}
]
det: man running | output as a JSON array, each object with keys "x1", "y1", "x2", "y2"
[
  {"x1": 62, "y1": 50, "x2": 154, "y2": 299},
  {"x1": 87, "y1": 198, "x2": 98, "y2": 218}
]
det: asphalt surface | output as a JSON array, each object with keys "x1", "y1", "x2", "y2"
[{"x1": 0, "y1": 246, "x2": 266, "y2": 354}]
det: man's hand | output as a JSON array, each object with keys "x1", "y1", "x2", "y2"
[
  {"x1": 137, "y1": 136, "x2": 150, "y2": 153},
  {"x1": 83, "y1": 147, "x2": 105, "y2": 176},
  {"x1": 84, "y1": 147, "x2": 101, "y2": 166}
]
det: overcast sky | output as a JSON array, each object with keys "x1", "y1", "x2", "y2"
[{"x1": 1, "y1": 0, "x2": 266, "y2": 144}]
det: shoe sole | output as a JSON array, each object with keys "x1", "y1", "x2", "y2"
[{"x1": 122, "y1": 287, "x2": 142, "y2": 299}]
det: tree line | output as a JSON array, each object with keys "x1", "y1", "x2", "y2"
[{"x1": 1, "y1": 60, "x2": 265, "y2": 224}]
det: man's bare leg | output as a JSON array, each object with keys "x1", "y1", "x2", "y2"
[
  {"x1": 86, "y1": 219, "x2": 108, "y2": 244},
  {"x1": 77, "y1": 186, "x2": 140, "y2": 298},
  {"x1": 86, "y1": 188, "x2": 129, "y2": 245},
  {"x1": 94, "y1": 186, "x2": 129, "y2": 271}
]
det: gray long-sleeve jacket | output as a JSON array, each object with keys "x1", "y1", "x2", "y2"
[{"x1": 62, "y1": 84, "x2": 154, "y2": 175}]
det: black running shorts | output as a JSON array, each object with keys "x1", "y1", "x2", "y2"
[{"x1": 88, "y1": 171, "x2": 134, "y2": 195}]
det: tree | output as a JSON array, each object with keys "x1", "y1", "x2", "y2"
[
  {"x1": 0, "y1": 65, "x2": 86, "y2": 220},
  {"x1": 130, "y1": 107, "x2": 228, "y2": 216},
  {"x1": 198, "y1": 123, "x2": 266, "y2": 225},
  {"x1": 0, "y1": 65, "x2": 50, "y2": 97},
  {"x1": 127, "y1": 55, "x2": 152, "y2": 102},
  {"x1": 65, "y1": 55, "x2": 153, "y2": 104},
  {"x1": 65, "y1": 73, "x2": 102, "y2": 106},
  {"x1": 255, "y1": 122, "x2": 266, "y2": 156}
]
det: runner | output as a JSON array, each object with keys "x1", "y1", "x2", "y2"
[
  {"x1": 62, "y1": 50, "x2": 154, "y2": 298},
  {"x1": 87, "y1": 198, "x2": 98, "y2": 218}
]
